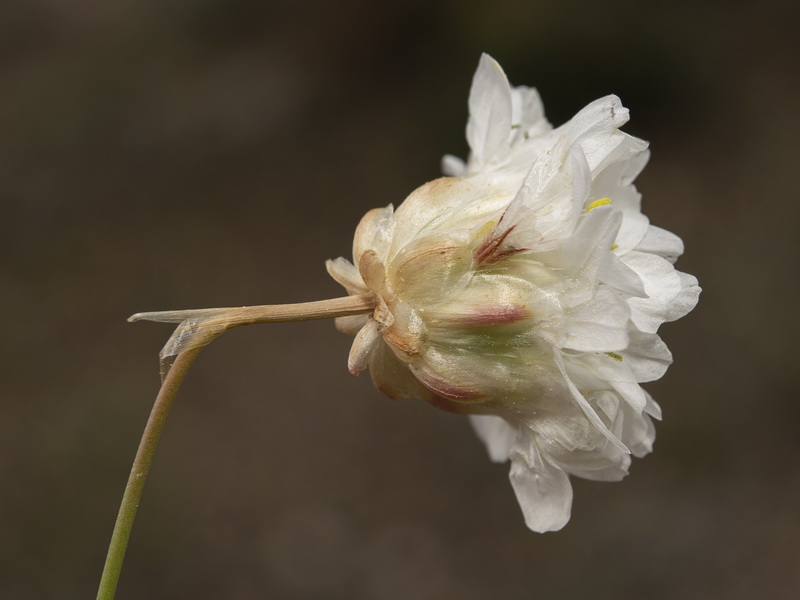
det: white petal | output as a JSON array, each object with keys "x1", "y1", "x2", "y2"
[
  {"x1": 568, "y1": 145, "x2": 593, "y2": 219},
  {"x1": 537, "y1": 285, "x2": 630, "y2": 352},
  {"x1": 530, "y1": 393, "x2": 630, "y2": 482},
  {"x1": 556, "y1": 448, "x2": 631, "y2": 482},
  {"x1": 554, "y1": 350, "x2": 629, "y2": 453},
  {"x1": 567, "y1": 95, "x2": 627, "y2": 138},
  {"x1": 598, "y1": 392, "x2": 654, "y2": 460},
  {"x1": 576, "y1": 353, "x2": 648, "y2": 413},
  {"x1": 558, "y1": 449, "x2": 630, "y2": 482},
  {"x1": 591, "y1": 131, "x2": 649, "y2": 182},
  {"x1": 562, "y1": 205, "x2": 622, "y2": 291},
  {"x1": 566, "y1": 95, "x2": 629, "y2": 172},
  {"x1": 614, "y1": 138, "x2": 649, "y2": 185},
  {"x1": 601, "y1": 253, "x2": 647, "y2": 297},
  {"x1": 587, "y1": 182, "x2": 649, "y2": 255},
  {"x1": 614, "y1": 206, "x2": 650, "y2": 255},
  {"x1": 510, "y1": 86, "x2": 544, "y2": 128},
  {"x1": 509, "y1": 427, "x2": 573, "y2": 532},
  {"x1": 502, "y1": 138, "x2": 587, "y2": 251},
  {"x1": 643, "y1": 390, "x2": 663, "y2": 420},
  {"x1": 634, "y1": 225, "x2": 684, "y2": 263},
  {"x1": 441, "y1": 154, "x2": 466, "y2": 177},
  {"x1": 347, "y1": 319, "x2": 380, "y2": 375},
  {"x1": 469, "y1": 415, "x2": 517, "y2": 463},
  {"x1": 624, "y1": 407, "x2": 656, "y2": 459},
  {"x1": 509, "y1": 85, "x2": 549, "y2": 144},
  {"x1": 665, "y1": 272, "x2": 701, "y2": 322},
  {"x1": 623, "y1": 326, "x2": 673, "y2": 383},
  {"x1": 466, "y1": 54, "x2": 513, "y2": 167},
  {"x1": 624, "y1": 262, "x2": 699, "y2": 333},
  {"x1": 587, "y1": 139, "x2": 651, "y2": 253},
  {"x1": 622, "y1": 251, "x2": 683, "y2": 333}
]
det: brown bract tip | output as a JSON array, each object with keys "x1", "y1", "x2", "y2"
[{"x1": 475, "y1": 226, "x2": 527, "y2": 266}]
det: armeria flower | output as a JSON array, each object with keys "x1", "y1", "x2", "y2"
[{"x1": 326, "y1": 54, "x2": 700, "y2": 532}]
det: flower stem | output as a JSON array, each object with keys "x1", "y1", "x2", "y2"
[
  {"x1": 96, "y1": 348, "x2": 200, "y2": 600},
  {"x1": 97, "y1": 294, "x2": 376, "y2": 600}
]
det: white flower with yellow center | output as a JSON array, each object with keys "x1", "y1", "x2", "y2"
[{"x1": 327, "y1": 54, "x2": 700, "y2": 532}]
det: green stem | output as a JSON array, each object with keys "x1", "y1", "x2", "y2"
[
  {"x1": 97, "y1": 294, "x2": 375, "y2": 600},
  {"x1": 96, "y1": 348, "x2": 201, "y2": 600}
]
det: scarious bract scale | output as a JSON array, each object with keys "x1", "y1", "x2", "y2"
[{"x1": 327, "y1": 54, "x2": 700, "y2": 532}]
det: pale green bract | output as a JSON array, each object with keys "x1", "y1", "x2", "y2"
[{"x1": 327, "y1": 54, "x2": 700, "y2": 532}]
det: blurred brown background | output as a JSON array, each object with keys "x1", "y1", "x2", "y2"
[{"x1": 2, "y1": 0, "x2": 799, "y2": 598}]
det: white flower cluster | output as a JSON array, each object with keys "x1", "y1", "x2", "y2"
[{"x1": 327, "y1": 54, "x2": 700, "y2": 532}]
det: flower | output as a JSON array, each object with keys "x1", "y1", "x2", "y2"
[{"x1": 326, "y1": 54, "x2": 700, "y2": 532}]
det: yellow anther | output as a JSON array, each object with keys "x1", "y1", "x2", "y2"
[
  {"x1": 586, "y1": 197, "x2": 612, "y2": 211},
  {"x1": 605, "y1": 352, "x2": 623, "y2": 362},
  {"x1": 611, "y1": 243, "x2": 619, "y2": 251}
]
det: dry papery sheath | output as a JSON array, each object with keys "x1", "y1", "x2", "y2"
[{"x1": 327, "y1": 54, "x2": 700, "y2": 532}]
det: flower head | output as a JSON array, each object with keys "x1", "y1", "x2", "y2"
[{"x1": 327, "y1": 54, "x2": 700, "y2": 532}]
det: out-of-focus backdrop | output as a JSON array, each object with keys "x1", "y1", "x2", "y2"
[{"x1": 2, "y1": 1, "x2": 799, "y2": 598}]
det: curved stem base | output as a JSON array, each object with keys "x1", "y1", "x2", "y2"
[{"x1": 97, "y1": 294, "x2": 376, "y2": 599}]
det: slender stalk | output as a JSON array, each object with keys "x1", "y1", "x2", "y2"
[
  {"x1": 97, "y1": 294, "x2": 376, "y2": 600},
  {"x1": 96, "y1": 348, "x2": 201, "y2": 600},
  {"x1": 128, "y1": 293, "x2": 377, "y2": 327}
]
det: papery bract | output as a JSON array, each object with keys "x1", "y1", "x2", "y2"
[{"x1": 327, "y1": 54, "x2": 700, "y2": 532}]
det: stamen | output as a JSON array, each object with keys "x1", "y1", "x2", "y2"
[{"x1": 586, "y1": 197, "x2": 612, "y2": 211}]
